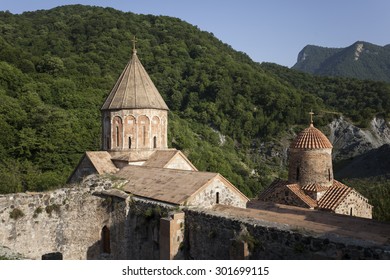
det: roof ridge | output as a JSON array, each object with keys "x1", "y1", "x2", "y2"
[
  {"x1": 317, "y1": 180, "x2": 351, "y2": 210},
  {"x1": 286, "y1": 184, "x2": 317, "y2": 208}
]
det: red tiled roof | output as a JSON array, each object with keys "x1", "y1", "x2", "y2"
[
  {"x1": 301, "y1": 183, "x2": 328, "y2": 193},
  {"x1": 317, "y1": 180, "x2": 352, "y2": 211},
  {"x1": 286, "y1": 184, "x2": 318, "y2": 208},
  {"x1": 258, "y1": 180, "x2": 317, "y2": 209},
  {"x1": 290, "y1": 124, "x2": 333, "y2": 149}
]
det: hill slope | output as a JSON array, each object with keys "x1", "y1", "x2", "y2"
[{"x1": 292, "y1": 41, "x2": 390, "y2": 82}]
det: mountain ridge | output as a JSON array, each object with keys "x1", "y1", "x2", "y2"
[{"x1": 293, "y1": 41, "x2": 390, "y2": 82}]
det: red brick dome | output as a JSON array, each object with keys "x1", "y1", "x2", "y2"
[{"x1": 290, "y1": 124, "x2": 333, "y2": 149}]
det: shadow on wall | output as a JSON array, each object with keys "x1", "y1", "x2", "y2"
[
  {"x1": 86, "y1": 195, "x2": 128, "y2": 260},
  {"x1": 85, "y1": 199, "x2": 178, "y2": 260}
]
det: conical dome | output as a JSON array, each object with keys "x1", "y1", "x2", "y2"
[
  {"x1": 101, "y1": 50, "x2": 169, "y2": 111},
  {"x1": 290, "y1": 124, "x2": 333, "y2": 149}
]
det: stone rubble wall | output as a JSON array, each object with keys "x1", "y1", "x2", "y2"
[
  {"x1": 0, "y1": 176, "x2": 114, "y2": 259},
  {"x1": 165, "y1": 155, "x2": 194, "y2": 171},
  {"x1": 187, "y1": 177, "x2": 247, "y2": 209},
  {"x1": 0, "y1": 175, "x2": 388, "y2": 260},
  {"x1": 288, "y1": 148, "x2": 333, "y2": 187},
  {"x1": 335, "y1": 190, "x2": 373, "y2": 219}
]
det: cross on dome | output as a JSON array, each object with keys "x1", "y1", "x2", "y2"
[
  {"x1": 132, "y1": 36, "x2": 138, "y2": 54},
  {"x1": 309, "y1": 110, "x2": 314, "y2": 126}
]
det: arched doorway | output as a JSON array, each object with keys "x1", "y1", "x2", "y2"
[{"x1": 101, "y1": 226, "x2": 111, "y2": 254}]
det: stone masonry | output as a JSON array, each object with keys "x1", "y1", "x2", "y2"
[{"x1": 1, "y1": 176, "x2": 389, "y2": 260}]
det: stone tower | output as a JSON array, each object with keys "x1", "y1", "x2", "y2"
[
  {"x1": 288, "y1": 115, "x2": 333, "y2": 195},
  {"x1": 101, "y1": 41, "x2": 169, "y2": 153}
]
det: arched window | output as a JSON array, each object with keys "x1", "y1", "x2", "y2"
[
  {"x1": 101, "y1": 226, "x2": 111, "y2": 254},
  {"x1": 216, "y1": 192, "x2": 220, "y2": 204},
  {"x1": 143, "y1": 126, "x2": 146, "y2": 146},
  {"x1": 350, "y1": 208, "x2": 353, "y2": 216},
  {"x1": 106, "y1": 137, "x2": 110, "y2": 150},
  {"x1": 153, "y1": 136, "x2": 157, "y2": 149},
  {"x1": 116, "y1": 126, "x2": 120, "y2": 147},
  {"x1": 113, "y1": 116, "x2": 123, "y2": 148},
  {"x1": 128, "y1": 137, "x2": 132, "y2": 149}
]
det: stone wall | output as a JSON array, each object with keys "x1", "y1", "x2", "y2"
[
  {"x1": 187, "y1": 176, "x2": 247, "y2": 209},
  {"x1": 160, "y1": 212, "x2": 185, "y2": 260},
  {"x1": 67, "y1": 155, "x2": 97, "y2": 184},
  {"x1": 1, "y1": 176, "x2": 387, "y2": 260},
  {"x1": 335, "y1": 189, "x2": 373, "y2": 219},
  {"x1": 259, "y1": 184, "x2": 313, "y2": 209},
  {"x1": 288, "y1": 148, "x2": 333, "y2": 187},
  {"x1": 183, "y1": 207, "x2": 390, "y2": 260},
  {"x1": 102, "y1": 108, "x2": 168, "y2": 151},
  {"x1": 0, "y1": 182, "x2": 111, "y2": 259},
  {"x1": 165, "y1": 155, "x2": 195, "y2": 171},
  {"x1": 118, "y1": 199, "x2": 182, "y2": 260}
]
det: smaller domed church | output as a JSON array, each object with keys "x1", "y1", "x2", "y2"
[{"x1": 258, "y1": 113, "x2": 372, "y2": 219}]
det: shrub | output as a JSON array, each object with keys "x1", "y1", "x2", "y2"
[
  {"x1": 9, "y1": 208, "x2": 24, "y2": 220},
  {"x1": 45, "y1": 204, "x2": 61, "y2": 216},
  {"x1": 33, "y1": 206, "x2": 43, "y2": 218}
]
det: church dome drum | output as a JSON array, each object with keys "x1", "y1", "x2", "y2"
[{"x1": 288, "y1": 122, "x2": 333, "y2": 187}]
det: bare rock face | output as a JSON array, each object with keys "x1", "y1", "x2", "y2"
[
  {"x1": 0, "y1": 245, "x2": 25, "y2": 259},
  {"x1": 329, "y1": 116, "x2": 390, "y2": 161}
]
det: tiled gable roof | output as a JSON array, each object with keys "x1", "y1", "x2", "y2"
[
  {"x1": 301, "y1": 183, "x2": 328, "y2": 193},
  {"x1": 85, "y1": 151, "x2": 118, "y2": 175},
  {"x1": 117, "y1": 166, "x2": 216, "y2": 204},
  {"x1": 143, "y1": 150, "x2": 198, "y2": 170},
  {"x1": 258, "y1": 179, "x2": 317, "y2": 209},
  {"x1": 259, "y1": 179, "x2": 360, "y2": 211},
  {"x1": 286, "y1": 184, "x2": 318, "y2": 208},
  {"x1": 116, "y1": 165, "x2": 248, "y2": 205},
  {"x1": 317, "y1": 180, "x2": 352, "y2": 211}
]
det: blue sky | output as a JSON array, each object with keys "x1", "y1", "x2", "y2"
[{"x1": 1, "y1": 0, "x2": 389, "y2": 67}]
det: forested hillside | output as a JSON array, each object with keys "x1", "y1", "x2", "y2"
[{"x1": 0, "y1": 5, "x2": 389, "y2": 220}]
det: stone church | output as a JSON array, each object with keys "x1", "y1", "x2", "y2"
[
  {"x1": 68, "y1": 43, "x2": 249, "y2": 209},
  {"x1": 257, "y1": 115, "x2": 373, "y2": 219}
]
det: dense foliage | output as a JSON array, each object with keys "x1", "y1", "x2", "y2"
[
  {"x1": 293, "y1": 42, "x2": 390, "y2": 83},
  {"x1": 0, "y1": 6, "x2": 389, "y2": 220}
]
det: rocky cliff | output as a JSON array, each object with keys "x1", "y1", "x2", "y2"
[
  {"x1": 329, "y1": 116, "x2": 390, "y2": 161},
  {"x1": 328, "y1": 116, "x2": 390, "y2": 178}
]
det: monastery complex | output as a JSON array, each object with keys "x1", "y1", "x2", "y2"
[
  {"x1": 0, "y1": 42, "x2": 388, "y2": 260},
  {"x1": 69, "y1": 43, "x2": 372, "y2": 219}
]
